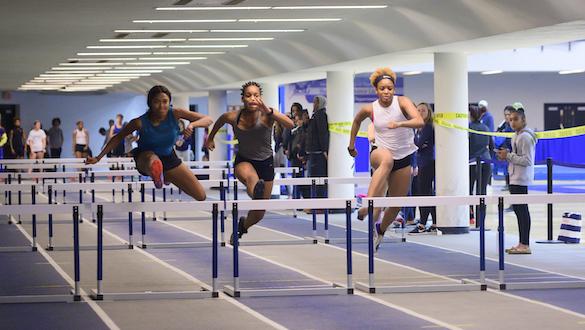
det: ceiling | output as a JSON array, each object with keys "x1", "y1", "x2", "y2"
[{"x1": 2, "y1": 0, "x2": 585, "y2": 93}]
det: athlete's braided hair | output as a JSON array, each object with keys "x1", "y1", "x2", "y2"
[{"x1": 241, "y1": 81, "x2": 262, "y2": 96}]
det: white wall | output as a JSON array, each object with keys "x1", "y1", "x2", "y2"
[
  {"x1": 1, "y1": 91, "x2": 146, "y2": 158},
  {"x1": 404, "y1": 72, "x2": 585, "y2": 131}
]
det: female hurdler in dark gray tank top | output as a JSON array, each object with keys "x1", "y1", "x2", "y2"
[
  {"x1": 206, "y1": 81, "x2": 294, "y2": 244},
  {"x1": 233, "y1": 109, "x2": 273, "y2": 161}
]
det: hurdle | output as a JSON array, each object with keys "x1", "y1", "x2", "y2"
[
  {"x1": 224, "y1": 198, "x2": 355, "y2": 297},
  {"x1": 308, "y1": 176, "x2": 397, "y2": 245},
  {"x1": 231, "y1": 178, "x2": 319, "y2": 246},
  {"x1": 133, "y1": 180, "x2": 227, "y2": 249},
  {"x1": 0, "y1": 203, "x2": 83, "y2": 303},
  {"x1": 90, "y1": 201, "x2": 220, "y2": 301},
  {"x1": 355, "y1": 195, "x2": 488, "y2": 294},
  {"x1": 38, "y1": 180, "x2": 227, "y2": 250},
  {"x1": 487, "y1": 193, "x2": 585, "y2": 290}
]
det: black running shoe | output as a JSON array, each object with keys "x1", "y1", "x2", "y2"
[{"x1": 230, "y1": 216, "x2": 248, "y2": 245}]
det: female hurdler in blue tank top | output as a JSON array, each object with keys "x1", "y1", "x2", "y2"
[
  {"x1": 87, "y1": 85, "x2": 213, "y2": 201},
  {"x1": 206, "y1": 81, "x2": 294, "y2": 243}
]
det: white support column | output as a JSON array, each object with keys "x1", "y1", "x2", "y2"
[
  {"x1": 173, "y1": 94, "x2": 190, "y2": 111},
  {"x1": 208, "y1": 90, "x2": 228, "y2": 178},
  {"x1": 260, "y1": 82, "x2": 282, "y2": 197},
  {"x1": 434, "y1": 53, "x2": 470, "y2": 234},
  {"x1": 326, "y1": 71, "x2": 354, "y2": 199},
  {"x1": 173, "y1": 94, "x2": 190, "y2": 134},
  {"x1": 261, "y1": 82, "x2": 279, "y2": 111}
]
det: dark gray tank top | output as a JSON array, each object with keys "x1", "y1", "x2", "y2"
[{"x1": 233, "y1": 109, "x2": 273, "y2": 160}]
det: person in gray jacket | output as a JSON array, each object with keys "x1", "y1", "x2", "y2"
[{"x1": 496, "y1": 102, "x2": 537, "y2": 254}]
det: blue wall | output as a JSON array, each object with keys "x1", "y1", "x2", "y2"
[{"x1": 1, "y1": 91, "x2": 146, "y2": 158}]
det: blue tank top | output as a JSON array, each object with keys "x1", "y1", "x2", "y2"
[{"x1": 137, "y1": 108, "x2": 180, "y2": 156}]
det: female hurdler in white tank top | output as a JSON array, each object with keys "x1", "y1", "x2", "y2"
[{"x1": 347, "y1": 69, "x2": 424, "y2": 251}]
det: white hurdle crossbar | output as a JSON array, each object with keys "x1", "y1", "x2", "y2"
[
  {"x1": 355, "y1": 195, "x2": 488, "y2": 294},
  {"x1": 0, "y1": 203, "x2": 84, "y2": 303},
  {"x1": 224, "y1": 198, "x2": 355, "y2": 298},
  {"x1": 90, "y1": 202, "x2": 220, "y2": 301},
  {"x1": 488, "y1": 193, "x2": 585, "y2": 290}
]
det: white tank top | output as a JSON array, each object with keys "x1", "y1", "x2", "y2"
[
  {"x1": 372, "y1": 97, "x2": 418, "y2": 159},
  {"x1": 75, "y1": 129, "x2": 87, "y2": 145}
]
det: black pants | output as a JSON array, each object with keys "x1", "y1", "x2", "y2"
[
  {"x1": 469, "y1": 163, "x2": 491, "y2": 224},
  {"x1": 291, "y1": 158, "x2": 309, "y2": 199},
  {"x1": 50, "y1": 148, "x2": 62, "y2": 158},
  {"x1": 510, "y1": 185, "x2": 531, "y2": 245},
  {"x1": 416, "y1": 162, "x2": 437, "y2": 225},
  {"x1": 307, "y1": 153, "x2": 327, "y2": 198}
]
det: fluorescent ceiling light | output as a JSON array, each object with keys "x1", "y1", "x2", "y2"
[
  {"x1": 156, "y1": 6, "x2": 271, "y2": 11},
  {"x1": 87, "y1": 45, "x2": 167, "y2": 49},
  {"x1": 116, "y1": 29, "x2": 303, "y2": 33},
  {"x1": 99, "y1": 38, "x2": 186, "y2": 42},
  {"x1": 133, "y1": 19, "x2": 237, "y2": 23},
  {"x1": 152, "y1": 51, "x2": 223, "y2": 55},
  {"x1": 19, "y1": 87, "x2": 63, "y2": 90},
  {"x1": 188, "y1": 37, "x2": 273, "y2": 41},
  {"x1": 115, "y1": 29, "x2": 207, "y2": 33},
  {"x1": 481, "y1": 70, "x2": 503, "y2": 75},
  {"x1": 104, "y1": 70, "x2": 163, "y2": 73},
  {"x1": 155, "y1": 5, "x2": 386, "y2": 10},
  {"x1": 47, "y1": 71, "x2": 103, "y2": 74},
  {"x1": 23, "y1": 84, "x2": 67, "y2": 87},
  {"x1": 31, "y1": 79, "x2": 77, "y2": 83},
  {"x1": 97, "y1": 73, "x2": 151, "y2": 77},
  {"x1": 402, "y1": 71, "x2": 422, "y2": 76},
  {"x1": 60, "y1": 62, "x2": 122, "y2": 66},
  {"x1": 77, "y1": 52, "x2": 151, "y2": 56},
  {"x1": 64, "y1": 85, "x2": 110, "y2": 88},
  {"x1": 34, "y1": 77, "x2": 83, "y2": 81},
  {"x1": 51, "y1": 67, "x2": 110, "y2": 70},
  {"x1": 273, "y1": 5, "x2": 388, "y2": 10},
  {"x1": 168, "y1": 45, "x2": 247, "y2": 48},
  {"x1": 76, "y1": 81, "x2": 124, "y2": 84},
  {"x1": 40, "y1": 74, "x2": 90, "y2": 77},
  {"x1": 125, "y1": 62, "x2": 190, "y2": 65},
  {"x1": 239, "y1": 18, "x2": 341, "y2": 22},
  {"x1": 114, "y1": 66, "x2": 175, "y2": 70},
  {"x1": 211, "y1": 29, "x2": 304, "y2": 33},
  {"x1": 559, "y1": 69, "x2": 585, "y2": 75},
  {"x1": 138, "y1": 57, "x2": 207, "y2": 60},
  {"x1": 67, "y1": 57, "x2": 137, "y2": 61}
]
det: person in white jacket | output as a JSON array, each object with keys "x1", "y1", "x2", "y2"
[{"x1": 496, "y1": 102, "x2": 537, "y2": 254}]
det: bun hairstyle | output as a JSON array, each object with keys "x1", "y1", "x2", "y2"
[
  {"x1": 370, "y1": 67, "x2": 397, "y2": 88},
  {"x1": 147, "y1": 85, "x2": 172, "y2": 109},
  {"x1": 241, "y1": 81, "x2": 262, "y2": 96}
]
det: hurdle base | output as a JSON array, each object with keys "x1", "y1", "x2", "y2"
[
  {"x1": 0, "y1": 294, "x2": 76, "y2": 304},
  {"x1": 485, "y1": 278, "x2": 585, "y2": 290},
  {"x1": 0, "y1": 246, "x2": 35, "y2": 253},
  {"x1": 90, "y1": 289, "x2": 213, "y2": 301},
  {"x1": 535, "y1": 240, "x2": 564, "y2": 244},
  {"x1": 50, "y1": 244, "x2": 130, "y2": 252},
  {"x1": 355, "y1": 279, "x2": 483, "y2": 294},
  {"x1": 137, "y1": 241, "x2": 212, "y2": 249},
  {"x1": 317, "y1": 236, "x2": 369, "y2": 244},
  {"x1": 237, "y1": 238, "x2": 317, "y2": 247},
  {"x1": 223, "y1": 283, "x2": 348, "y2": 298},
  {"x1": 69, "y1": 289, "x2": 82, "y2": 301}
]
